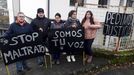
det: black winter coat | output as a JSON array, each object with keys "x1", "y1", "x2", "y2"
[{"x1": 31, "y1": 17, "x2": 51, "y2": 40}]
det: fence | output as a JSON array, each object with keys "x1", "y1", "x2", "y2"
[
  {"x1": 93, "y1": 25, "x2": 134, "y2": 51},
  {"x1": 76, "y1": 3, "x2": 134, "y2": 51},
  {"x1": 0, "y1": 27, "x2": 7, "y2": 36}
]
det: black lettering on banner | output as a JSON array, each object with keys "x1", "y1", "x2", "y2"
[
  {"x1": 0, "y1": 32, "x2": 46, "y2": 65},
  {"x1": 103, "y1": 12, "x2": 133, "y2": 37},
  {"x1": 48, "y1": 28, "x2": 84, "y2": 53}
]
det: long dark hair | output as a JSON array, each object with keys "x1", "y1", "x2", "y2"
[{"x1": 81, "y1": 10, "x2": 95, "y2": 25}]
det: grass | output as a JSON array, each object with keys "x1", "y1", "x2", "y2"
[{"x1": 72, "y1": 48, "x2": 134, "y2": 75}]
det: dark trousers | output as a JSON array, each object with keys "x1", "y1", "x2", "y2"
[
  {"x1": 84, "y1": 39, "x2": 94, "y2": 56},
  {"x1": 16, "y1": 60, "x2": 28, "y2": 71},
  {"x1": 66, "y1": 51, "x2": 74, "y2": 55},
  {"x1": 52, "y1": 51, "x2": 60, "y2": 61}
]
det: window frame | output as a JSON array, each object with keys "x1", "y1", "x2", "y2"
[
  {"x1": 98, "y1": 0, "x2": 109, "y2": 8},
  {"x1": 70, "y1": 0, "x2": 84, "y2": 7},
  {"x1": 126, "y1": 0, "x2": 133, "y2": 7}
]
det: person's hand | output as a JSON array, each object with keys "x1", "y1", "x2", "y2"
[
  {"x1": 85, "y1": 26, "x2": 88, "y2": 29},
  {"x1": 83, "y1": 25, "x2": 88, "y2": 29},
  {"x1": 39, "y1": 28, "x2": 43, "y2": 32},
  {"x1": 72, "y1": 25, "x2": 76, "y2": 28}
]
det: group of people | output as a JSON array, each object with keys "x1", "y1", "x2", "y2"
[{"x1": 5, "y1": 8, "x2": 101, "y2": 75}]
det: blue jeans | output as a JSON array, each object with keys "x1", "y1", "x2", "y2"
[
  {"x1": 37, "y1": 56, "x2": 44, "y2": 65},
  {"x1": 16, "y1": 60, "x2": 28, "y2": 71}
]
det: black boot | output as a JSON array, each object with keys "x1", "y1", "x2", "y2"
[{"x1": 17, "y1": 70, "x2": 25, "y2": 75}]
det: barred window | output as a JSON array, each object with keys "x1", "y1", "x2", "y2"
[
  {"x1": 70, "y1": 0, "x2": 84, "y2": 6},
  {"x1": 126, "y1": 0, "x2": 133, "y2": 7},
  {"x1": 119, "y1": 0, "x2": 125, "y2": 6},
  {"x1": 98, "y1": 0, "x2": 109, "y2": 8}
]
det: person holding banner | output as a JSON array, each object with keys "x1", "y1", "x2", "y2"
[
  {"x1": 81, "y1": 10, "x2": 101, "y2": 63},
  {"x1": 31, "y1": 8, "x2": 51, "y2": 67},
  {"x1": 50, "y1": 13, "x2": 64, "y2": 64},
  {"x1": 64, "y1": 10, "x2": 81, "y2": 62},
  {"x1": 4, "y1": 12, "x2": 32, "y2": 75}
]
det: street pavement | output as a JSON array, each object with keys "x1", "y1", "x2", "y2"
[
  {"x1": 0, "y1": 55, "x2": 134, "y2": 75},
  {"x1": 0, "y1": 55, "x2": 108, "y2": 75}
]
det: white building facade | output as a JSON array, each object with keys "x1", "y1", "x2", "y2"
[{"x1": 7, "y1": 0, "x2": 134, "y2": 23}]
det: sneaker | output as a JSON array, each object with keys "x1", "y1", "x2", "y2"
[
  {"x1": 71, "y1": 55, "x2": 76, "y2": 62},
  {"x1": 66, "y1": 56, "x2": 71, "y2": 62},
  {"x1": 62, "y1": 52, "x2": 66, "y2": 55},
  {"x1": 38, "y1": 62, "x2": 44, "y2": 67},
  {"x1": 17, "y1": 70, "x2": 25, "y2": 75}
]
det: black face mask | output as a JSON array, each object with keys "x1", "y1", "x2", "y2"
[{"x1": 36, "y1": 14, "x2": 45, "y2": 19}]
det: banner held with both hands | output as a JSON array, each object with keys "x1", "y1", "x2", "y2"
[
  {"x1": 0, "y1": 32, "x2": 46, "y2": 65},
  {"x1": 0, "y1": 28, "x2": 85, "y2": 65}
]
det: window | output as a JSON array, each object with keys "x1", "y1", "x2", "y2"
[
  {"x1": 98, "y1": 0, "x2": 109, "y2": 8},
  {"x1": 126, "y1": 0, "x2": 133, "y2": 7},
  {"x1": 70, "y1": 0, "x2": 84, "y2": 6},
  {"x1": 119, "y1": 0, "x2": 125, "y2": 6}
]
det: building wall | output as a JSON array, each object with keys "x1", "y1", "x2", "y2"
[
  {"x1": 7, "y1": 0, "x2": 48, "y2": 23},
  {"x1": 76, "y1": 0, "x2": 120, "y2": 22},
  {"x1": 7, "y1": 0, "x2": 134, "y2": 22},
  {"x1": 49, "y1": 0, "x2": 76, "y2": 20},
  {"x1": 20, "y1": 0, "x2": 48, "y2": 19},
  {"x1": 49, "y1": 0, "x2": 134, "y2": 22}
]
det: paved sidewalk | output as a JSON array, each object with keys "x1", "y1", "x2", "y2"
[
  {"x1": 98, "y1": 65, "x2": 134, "y2": 75},
  {"x1": 0, "y1": 55, "x2": 108, "y2": 75}
]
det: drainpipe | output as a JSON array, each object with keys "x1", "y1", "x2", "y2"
[
  {"x1": 48, "y1": 0, "x2": 50, "y2": 19},
  {"x1": 12, "y1": 0, "x2": 15, "y2": 20},
  {"x1": 19, "y1": 0, "x2": 20, "y2": 12}
]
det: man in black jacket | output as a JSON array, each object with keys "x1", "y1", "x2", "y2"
[
  {"x1": 31, "y1": 8, "x2": 51, "y2": 66},
  {"x1": 31, "y1": 8, "x2": 51, "y2": 40}
]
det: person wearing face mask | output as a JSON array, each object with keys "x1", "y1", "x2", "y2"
[
  {"x1": 31, "y1": 8, "x2": 51, "y2": 67},
  {"x1": 4, "y1": 12, "x2": 32, "y2": 75},
  {"x1": 64, "y1": 10, "x2": 81, "y2": 62}
]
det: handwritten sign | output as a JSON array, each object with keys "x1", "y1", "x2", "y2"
[
  {"x1": 0, "y1": 32, "x2": 46, "y2": 65},
  {"x1": 103, "y1": 12, "x2": 133, "y2": 37},
  {"x1": 48, "y1": 28, "x2": 84, "y2": 53}
]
